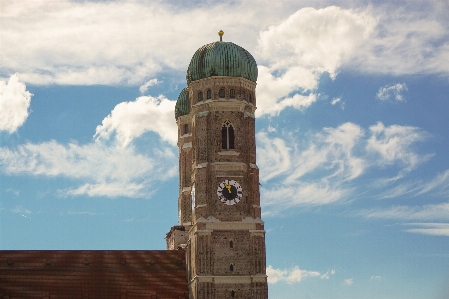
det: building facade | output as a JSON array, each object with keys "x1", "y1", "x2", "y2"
[
  {"x1": 0, "y1": 250, "x2": 189, "y2": 298},
  {"x1": 167, "y1": 32, "x2": 268, "y2": 299}
]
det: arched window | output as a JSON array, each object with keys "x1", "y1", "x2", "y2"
[
  {"x1": 230, "y1": 240, "x2": 233, "y2": 248},
  {"x1": 219, "y1": 88, "x2": 225, "y2": 98},
  {"x1": 222, "y1": 120, "x2": 235, "y2": 150},
  {"x1": 230, "y1": 89, "x2": 236, "y2": 98},
  {"x1": 198, "y1": 91, "x2": 203, "y2": 102},
  {"x1": 206, "y1": 89, "x2": 212, "y2": 99},
  {"x1": 230, "y1": 264, "x2": 234, "y2": 272},
  {"x1": 184, "y1": 124, "x2": 189, "y2": 135},
  {"x1": 231, "y1": 290, "x2": 235, "y2": 298},
  {"x1": 242, "y1": 91, "x2": 246, "y2": 100},
  {"x1": 248, "y1": 93, "x2": 252, "y2": 103}
]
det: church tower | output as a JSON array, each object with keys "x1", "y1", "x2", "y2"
[{"x1": 166, "y1": 31, "x2": 268, "y2": 299}]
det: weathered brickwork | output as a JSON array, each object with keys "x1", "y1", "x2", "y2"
[{"x1": 168, "y1": 73, "x2": 267, "y2": 298}]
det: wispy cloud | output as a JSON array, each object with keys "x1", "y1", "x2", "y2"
[
  {"x1": 359, "y1": 203, "x2": 449, "y2": 221},
  {"x1": 366, "y1": 122, "x2": 431, "y2": 173},
  {"x1": 6, "y1": 188, "x2": 20, "y2": 196},
  {"x1": 258, "y1": 122, "x2": 430, "y2": 213},
  {"x1": 331, "y1": 97, "x2": 345, "y2": 109},
  {"x1": 0, "y1": 74, "x2": 33, "y2": 133},
  {"x1": 321, "y1": 269, "x2": 336, "y2": 280},
  {"x1": 12, "y1": 206, "x2": 32, "y2": 219},
  {"x1": 379, "y1": 169, "x2": 449, "y2": 199},
  {"x1": 376, "y1": 83, "x2": 408, "y2": 102},
  {"x1": 0, "y1": 140, "x2": 176, "y2": 198},
  {"x1": 343, "y1": 278, "x2": 354, "y2": 286},
  {"x1": 266, "y1": 265, "x2": 333, "y2": 284},
  {"x1": 67, "y1": 211, "x2": 101, "y2": 216},
  {"x1": 12, "y1": 206, "x2": 31, "y2": 215},
  {"x1": 403, "y1": 223, "x2": 449, "y2": 237},
  {"x1": 331, "y1": 98, "x2": 342, "y2": 105},
  {"x1": 139, "y1": 78, "x2": 160, "y2": 94}
]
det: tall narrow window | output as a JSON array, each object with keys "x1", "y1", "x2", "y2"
[
  {"x1": 230, "y1": 264, "x2": 234, "y2": 272},
  {"x1": 230, "y1": 240, "x2": 233, "y2": 248},
  {"x1": 242, "y1": 91, "x2": 246, "y2": 100},
  {"x1": 219, "y1": 88, "x2": 225, "y2": 98},
  {"x1": 230, "y1": 89, "x2": 236, "y2": 98},
  {"x1": 206, "y1": 89, "x2": 212, "y2": 99},
  {"x1": 198, "y1": 91, "x2": 203, "y2": 102},
  {"x1": 222, "y1": 120, "x2": 235, "y2": 150},
  {"x1": 231, "y1": 290, "x2": 235, "y2": 298},
  {"x1": 248, "y1": 93, "x2": 252, "y2": 103},
  {"x1": 184, "y1": 124, "x2": 189, "y2": 135}
]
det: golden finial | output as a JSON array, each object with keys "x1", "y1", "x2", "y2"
[{"x1": 218, "y1": 30, "x2": 224, "y2": 41}]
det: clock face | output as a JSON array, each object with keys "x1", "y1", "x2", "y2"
[{"x1": 217, "y1": 179, "x2": 243, "y2": 205}]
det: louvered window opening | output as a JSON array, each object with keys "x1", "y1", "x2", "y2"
[{"x1": 222, "y1": 120, "x2": 235, "y2": 150}]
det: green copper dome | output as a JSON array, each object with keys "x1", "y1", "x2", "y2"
[
  {"x1": 186, "y1": 41, "x2": 258, "y2": 84},
  {"x1": 175, "y1": 87, "x2": 190, "y2": 120}
]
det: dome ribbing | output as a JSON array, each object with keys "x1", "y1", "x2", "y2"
[
  {"x1": 175, "y1": 87, "x2": 190, "y2": 120},
  {"x1": 186, "y1": 41, "x2": 258, "y2": 85}
]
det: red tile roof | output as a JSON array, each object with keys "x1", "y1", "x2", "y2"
[{"x1": 0, "y1": 250, "x2": 188, "y2": 299}]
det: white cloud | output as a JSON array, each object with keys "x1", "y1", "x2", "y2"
[
  {"x1": 0, "y1": 74, "x2": 33, "y2": 133},
  {"x1": 0, "y1": 0, "x2": 269, "y2": 86},
  {"x1": 255, "y1": 66, "x2": 318, "y2": 116},
  {"x1": 94, "y1": 95, "x2": 177, "y2": 147},
  {"x1": 350, "y1": 7, "x2": 449, "y2": 76},
  {"x1": 376, "y1": 83, "x2": 408, "y2": 102},
  {"x1": 139, "y1": 78, "x2": 160, "y2": 94},
  {"x1": 343, "y1": 278, "x2": 354, "y2": 285},
  {"x1": 266, "y1": 265, "x2": 287, "y2": 284},
  {"x1": 257, "y1": 6, "x2": 376, "y2": 77},
  {"x1": 1, "y1": 2, "x2": 447, "y2": 117},
  {"x1": 404, "y1": 223, "x2": 449, "y2": 237},
  {"x1": 266, "y1": 265, "x2": 326, "y2": 284},
  {"x1": 370, "y1": 275, "x2": 382, "y2": 281},
  {"x1": 256, "y1": 6, "x2": 376, "y2": 116},
  {"x1": 0, "y1": 140, "x2": 176, "y2": 198}
]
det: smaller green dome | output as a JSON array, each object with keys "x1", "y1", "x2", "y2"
[
  {"x1": 175, "y1": 87, "x2": 190, "y2": 120},
  {"x1": 186, "y1": 41, "x2": 258, "y2": 84}
]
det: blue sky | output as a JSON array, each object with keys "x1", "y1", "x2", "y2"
[{"x1": 1, "y1": 0, "x2": 448, "y2": 298}]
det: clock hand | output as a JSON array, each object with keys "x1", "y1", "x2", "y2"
[{"x1": 226, "y1": 185, "x2": 232, "y2": 193}]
